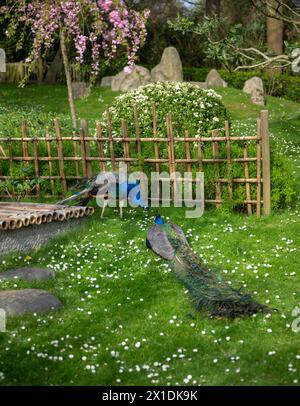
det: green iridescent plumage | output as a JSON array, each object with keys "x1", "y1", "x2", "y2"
[{"x1": 147, "y1": 216, "x2": 268, "y2": 319}]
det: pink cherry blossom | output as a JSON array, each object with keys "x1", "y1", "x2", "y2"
[{"x1": 1, "y1": 0, "x2": 149, "y2": 77}]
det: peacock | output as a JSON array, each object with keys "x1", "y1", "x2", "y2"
[
  {"x1": 57, "y1": 174, "x2": 148, "y2": 218},
  {"x1": 146, "y1": 215, "x2": 269, "y2": 319}
]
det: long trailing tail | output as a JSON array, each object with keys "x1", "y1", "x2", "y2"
[
  {"x1": 173, "y1": 254, "x2": 269, "y2": 319},
  {"x1": 57, "y1": 188, "x2": 91, "y2": 205},
  {"x1": 146, "y1": 218, "x2": 269, "y2": 319},
  {"x1": 56, "y1": 176, "x2": 98, "y2": 206}
]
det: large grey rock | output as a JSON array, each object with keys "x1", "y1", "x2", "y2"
[
  {"x1": 151, "y1": 47, "x2": 183, "y2": 83},
  {"x1": 101, "y1": 76, "x2": 114, "y2": 88},
  {"x1": 243, "y1": 76, "x2": 265, "y2": 106},
  {"x1": 206, "y1": 69, "x2": 227, "y2": 88},
  {"x1": 243, "y1": 76, "x2": 264, "y2": 95},
  {"x1": 0, "y1": 268, "x2": 55, "y2": 282},
  {"x1": 0, "y1": 289, "x2": 62, "y2": 316},
  {"x1": 72, "y1": 81, "x2": 91, "y2": 99},
  {"x1": 250, "y1": 87, "x2": 265, "y2": 106},
  {"x1": 291, "y1": 48, "x2": 300, "y2": 73},
  {"x1": 111, "y1": 65, "x2": 151, "y2": 92}
]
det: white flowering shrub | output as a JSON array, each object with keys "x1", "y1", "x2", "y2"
[{"x1": 103, "y1": 82, "x2": 228, "y2": 138}]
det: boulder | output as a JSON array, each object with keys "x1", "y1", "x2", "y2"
[
  {"x1": 0, "y1": 267, "x2": 55, "y2": 282},
  {"x1": 250, "y1": 87, "x2": 265, "y2": 106},
  {"x1": 72, "y1": 81, "x2": 91, "y2": 99},
  {"x1": 243, "y1": 76, "x2": 265, "y2": 106},
  {"x1": 206, "y1": 69, "x2": 227, "y2": 88},
  {"x1": 111, "y1": 66, "x2": 151, "y2": 92},
  {"x1": 243, "y1": 76, "x2": 264, "y2": 95},
  {"x1": 101, "y1": 76, "x2": 114, "y2": 88},
  {"x1": 151, "y1": 47, "x2": 183, "y2": 83},
  {"x1": 291, "y1": 48, "x2": 300, "y2": 73},
  {"x1": 0, "y1": 289, "x2": 62, "y2": 316}
]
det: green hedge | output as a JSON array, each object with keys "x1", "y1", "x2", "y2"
[{"x1": 183, "y1": 67, "x2": 300, "y2": 103}]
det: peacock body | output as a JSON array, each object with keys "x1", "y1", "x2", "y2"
[
  {"x1": 57, "y1": 174, "x2": 148, "y2": 217},
  {"x1": 146, "y1": 215, "x2": 268, "y2": 319}
]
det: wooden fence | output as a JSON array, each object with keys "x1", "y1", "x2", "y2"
[
  {"x1": 0, "y1": 108, "x2": 271, "y2": 217},
  {"x1": 2, "y1": 62, "x2": 40, "y2": 83},
  {"x1": 1, "y1": 62, "x2": 80, "y2": 84}
]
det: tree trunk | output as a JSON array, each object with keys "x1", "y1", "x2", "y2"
[
  {"x1": 267, "y1": 1, "x2": 283, "y2": 55},
  {"x1": 267, "y1": 0, "x2": 284, "y2": 74},
  {"x1": 59, "y1": 29, "x2": 78, "y2": 129},
  {"x1": 37, "y1": 57, "x2": 43, "y2": 84}
]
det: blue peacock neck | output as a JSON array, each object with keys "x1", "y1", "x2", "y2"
[{"x1": 154, "y1": 215, "x2": 164, "y2": 225}]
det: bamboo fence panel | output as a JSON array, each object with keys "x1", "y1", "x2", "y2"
[{"x1": 0, "y1": 109, "x2": 272, "y2": 217}]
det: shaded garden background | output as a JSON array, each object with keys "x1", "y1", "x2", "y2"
[{"x1": 1, "y1": 0, "x2": 300, "y2": 102}]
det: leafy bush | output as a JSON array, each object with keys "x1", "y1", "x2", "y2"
[
  {"x1": 270, "y1": 147, "x2": 296, "y2": 210},
  {"x1": 183, "y1": 67, "x2": 210, "y2": 82},
  {"x1": 0, "y1": 164, "x2": 44, "y2": 201},
  {"x1": 101, "y1": 82, "x2": 229, "y2": 182},
  {"x1": 102, "y1": 82, "x2": 228, "y2": 138},
  {"x1": 219, "y1": 70, "x2": 300, "y2": 103}
]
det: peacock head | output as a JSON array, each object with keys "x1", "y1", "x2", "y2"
[{"x1": 154, "y1": 214, "x2": 164, "y2": 225}]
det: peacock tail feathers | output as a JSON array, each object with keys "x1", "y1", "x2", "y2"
[{"x1": 146, "y1": 216, "x2": 269, "y2": 319}]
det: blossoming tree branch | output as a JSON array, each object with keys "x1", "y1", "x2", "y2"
[{"x1": 0, "y1": 0, "x2": 150, "y2": 128}]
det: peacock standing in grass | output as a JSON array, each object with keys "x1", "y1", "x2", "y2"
[
  {"x1": 57, "y1": 174, "x2": 148, "y2": 218},
  {"x1": 146, "y1": 215, "x2": 269, "y2": 319}
]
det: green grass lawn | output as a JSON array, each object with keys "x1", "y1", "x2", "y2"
[
  {"x1": 0, "y1": 83, "x2": 120, "y2": 136},
  {"x1": 0, "y1": 84, "x2": 300, "y2": 386}
]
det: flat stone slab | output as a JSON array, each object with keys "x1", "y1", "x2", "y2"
[
  {"x1": 0, "y1": 267, "x2": 55, "y2": 281},
  {"x1": 0, "y1": 289, "x2": 62, "y2": 316}
]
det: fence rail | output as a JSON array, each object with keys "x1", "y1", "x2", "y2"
[{"x1": 0, "y1": 107, "x2": 271, "y2": 217}]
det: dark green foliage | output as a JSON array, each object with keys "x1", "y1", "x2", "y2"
[
  {"x1": 270, "y1": 149, "x2": 297, "y2": 210},
  {"x1": 0, "y1": 164, "x2": 44, "y2": 200},
  {"x1": 183, "y1": 67, "x2": 300, "y2": 104}
]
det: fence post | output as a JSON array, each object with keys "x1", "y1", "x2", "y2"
[
  {"x1": 80, "y1": 127, "x2": 88, "y2": 178},
  {"x1": 105, "y1": 107, "x2": 116, "y2": 171},
  {"x1": 256, "y1": 119, "x2": 262, "y2": 218},
  {"x1": 54, "y1": 118, "x2": 67, "y2": 195},
  {"x1": 261, "y1": 110, "x2": 271, "y2": 215},
  {"x1": 80, "y1": 119, "x2": 92, "y2": 177}
]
